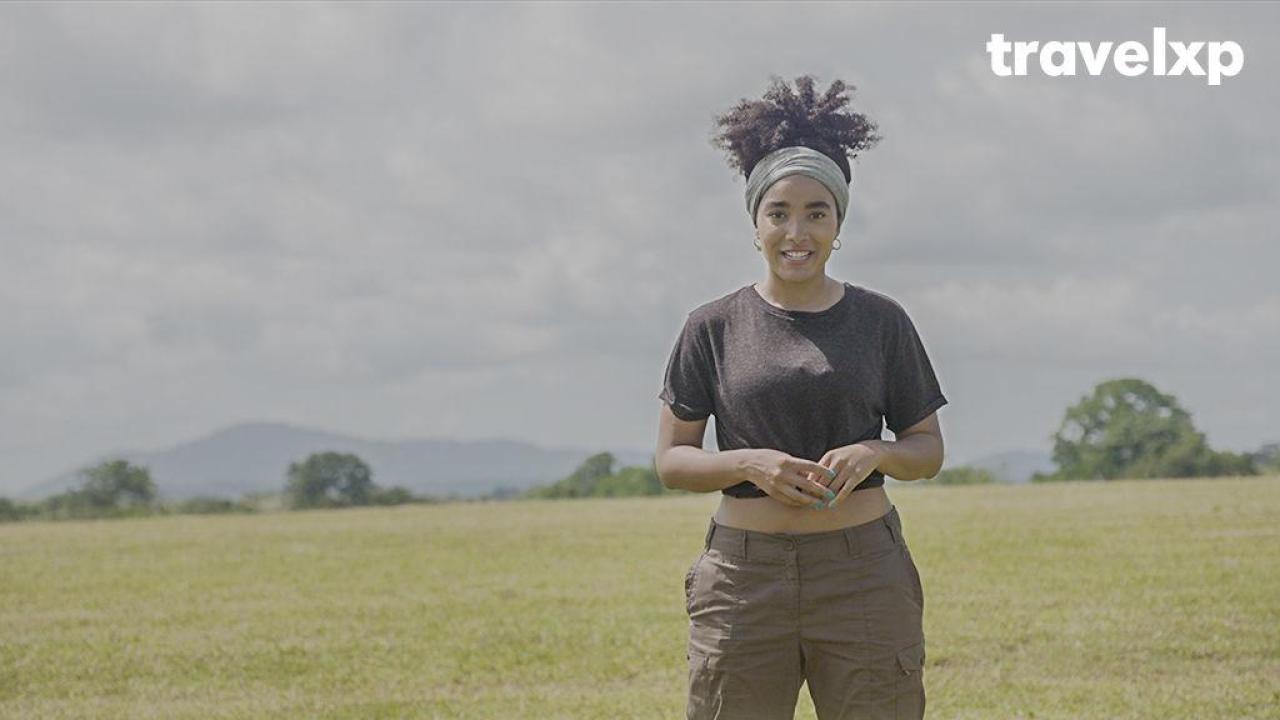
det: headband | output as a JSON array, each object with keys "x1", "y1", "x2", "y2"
[{"x1": 744, "y1": 145, "x2": 850, "y2": 230}]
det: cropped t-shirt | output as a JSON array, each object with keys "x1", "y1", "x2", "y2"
[{"x1": 658, "y1": 281, "x2": 948, "y2": 498}]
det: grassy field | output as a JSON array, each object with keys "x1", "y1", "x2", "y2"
[{"x1": 2, "y1": 476, "x2": 1278, "y2": 719}]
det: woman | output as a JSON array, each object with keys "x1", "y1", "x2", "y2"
[{"x1": 655, "y1": 75, "x2": 947, "y2": 720}]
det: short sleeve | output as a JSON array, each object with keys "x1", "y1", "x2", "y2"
[
  {"x1": 883, "y1": 303, "x2": 948, "y2": 435},
  {"x1": 657, "y1": 313, "x2": 715, "y2": 422}
]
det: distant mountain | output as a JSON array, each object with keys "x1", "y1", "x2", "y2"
[
  {"x1": 958, "y1": 448, "x2": 1055, "y2": 484},
  {"x1": 16, "y1": 421, "x2": 658, "y2": 502}
]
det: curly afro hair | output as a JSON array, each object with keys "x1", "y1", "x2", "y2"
[{"x1": 710, "y1": 74, "x2": 881, "y2": 184}]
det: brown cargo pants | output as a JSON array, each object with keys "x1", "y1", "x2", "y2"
[{"x1": 683, "y1": 504, "x2": 926, "y2": 720}]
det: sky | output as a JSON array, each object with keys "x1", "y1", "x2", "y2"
[{"x1": 2, "y1": 2, "x2": 1277, "y2": 495}]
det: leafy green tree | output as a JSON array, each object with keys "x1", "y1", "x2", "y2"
[
  {"x1": 36, "y1": 459, "x2": 158, "y2": 519},
  {"x1": 932, "y1": 466, "x2": 997, "y2": 485},
  {"x1": 1248, "y1": 442, "x2": 1280, "y2": 474},
  {"x1": 593, "y1": 465, "x2": 665, "y2": 496},
  {"x1": 525, "y1": 453, "x2": 681, "y2": 499},
  {"x1": 568, "y1": 452, "x2": 615, "y2": 496},
  {"x1": 527, "y1": 452, "x2": 616, "y2": 498},
  {"x1": 369, "y1": 486, "x2": 416, "y2": 506},
  {"x1": 78, "y1": 459, "x2": 157, "y2": 508},
  {"x1": 285, "y1": 452, "x2": 374, "y2": 509},
  {"x1": 173, "y1": 496, "x2": 254, "y2": 515},
  {"x1": 0, "y1": 497, "x2": 31, "y2": 523},
  {"x1": 1044, "y1": 378, "x2": 1256, "y2": 481}
]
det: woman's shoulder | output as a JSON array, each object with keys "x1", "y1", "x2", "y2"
[
  {"x1": 846, "y1": 282, "x2": 914, "y2": 322},
  {"x1": 684, "y1": 285, "x2": 752, "y2": 327}
]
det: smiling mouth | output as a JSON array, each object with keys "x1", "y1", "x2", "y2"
[{"x1": 781, "y1": 250, "x2": 814, "y2": 262}]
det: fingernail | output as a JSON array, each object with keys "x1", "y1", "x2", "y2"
[{"x1": 825, "y1": 489, "x2": 836, "y2": 499}]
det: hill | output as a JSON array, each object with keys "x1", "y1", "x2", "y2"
[{"x1": 16, "y1": 421, "x2": 657, "y2": 502}]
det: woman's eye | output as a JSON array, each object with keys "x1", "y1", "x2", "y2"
[
  {"x1": 768, "y1": 211, "x2": 784, "y2": 219},
  {"x1": 810, "y1": 211, "x2": 826, "y2": 220}
]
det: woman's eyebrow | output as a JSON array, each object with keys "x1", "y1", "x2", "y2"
[{"x1": 764, "y1": 200, "x2": 832, "y2": 209}]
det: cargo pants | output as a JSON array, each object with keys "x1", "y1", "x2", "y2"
[{"x1": 683, "y1": 505, "x2": 926, "y2": 720}]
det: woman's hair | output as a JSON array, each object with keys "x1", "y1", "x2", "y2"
[{"x1": 710, "y1": 74, "x2": 881, "y2": 184}]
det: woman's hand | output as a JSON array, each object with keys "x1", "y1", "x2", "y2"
[
  {"x1": 816, "y1": 442, "x2": 885, "y2": 508},
  {"x1": 740, "y1": 449, "x2": 837, "y2": 508}
]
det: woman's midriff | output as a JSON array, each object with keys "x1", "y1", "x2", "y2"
[{"x1": 713, "y1": 484, "x2": 892, "y2": 534}]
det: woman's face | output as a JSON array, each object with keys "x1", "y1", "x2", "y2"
[{"x1": 754, "y1": 174, "x2": 840, "y2": 281}]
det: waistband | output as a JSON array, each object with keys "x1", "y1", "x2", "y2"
[{"x1": 702, "y1": 505, "x2": 904, "y2": 563}]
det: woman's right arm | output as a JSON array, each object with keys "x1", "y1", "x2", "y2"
[{"x1": 654, "y1": 402, "x2": 753, "y2": 493}]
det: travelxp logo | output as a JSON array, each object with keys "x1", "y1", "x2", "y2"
[{"x1": 986, "y1": 27, "x2": 1244, "y2": 86}]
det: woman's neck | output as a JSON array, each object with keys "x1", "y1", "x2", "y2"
[{"x1": 755, "y1": 275, "x2": 841, "y2": 312}]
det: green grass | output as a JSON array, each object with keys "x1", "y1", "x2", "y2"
[{"x1": 2, "y1": 476, "x2": 1278, "y2": 719}]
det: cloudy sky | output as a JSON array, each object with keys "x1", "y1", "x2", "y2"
[{"x1": 2, "y1": 2, "x2": 1277, "y2": 495}]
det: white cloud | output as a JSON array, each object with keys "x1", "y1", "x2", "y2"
[{"x1": 1, "y1": 3, "x2": 1277, "y2": 492}]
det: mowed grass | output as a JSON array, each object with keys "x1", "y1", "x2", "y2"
[{"x1": 2, "y1": 476, "x2": 1278, "y2": 719}]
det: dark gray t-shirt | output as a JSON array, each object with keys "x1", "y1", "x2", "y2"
[{"x1": 658, "y1": 281, "x2": 948, "y2": 498}]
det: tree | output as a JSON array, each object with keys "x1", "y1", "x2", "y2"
[
  {"x1": 0, "y1": 497, "x2": 29, "y2": 523},
  {"x1": 526, "y1": 452, "x2": 616, "y2": 498},
  {"x1": 78, "y1": 459, "x2": 157, "y2": 508},
  {"x1": 526, "y1": 452, "x2": 671, "y2": 499},
  {"x1": 285, "y1": 452, "x2": 375, "y2": 509},
  {"x1": 1248, "y1": 442, "x2": 1280, "y2": 474},
  {"x1": 1045, "y1": 378, "x2": 1256, "y2": 481},
  {"x1": 932, "y1": 466, "x2": 997, "y2": 485},
  {"x1": 38, "y1": 459, "x2": 158, "y2": 519},
  {"x1": 369, "y1": 486, "x2": 416, "y2": 506},
  {"x1": 594, "y1": 464, "x2": 665, "y2": 496},
  {"x1": 173, "y1": 496, "x2": 254, "y2": 515}
]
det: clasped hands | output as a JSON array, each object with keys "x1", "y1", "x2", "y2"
[{"x1": 744, "y1": 442, "x2": 884, "y2": 510}]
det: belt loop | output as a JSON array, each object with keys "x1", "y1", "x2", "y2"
[
  {"x1": 740, "y1": 530, "x2": 749, "y2": 561},
  {"x1": 704, "y1": 519, "x2": 716, "y2": 551},
  {"x1": 842, "y1": 527, "x2": 857, "y2": 557}
]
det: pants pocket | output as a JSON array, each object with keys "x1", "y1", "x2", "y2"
[
  {"x1": 684, "y1": 553, "x2": 703, "y2": 617},
  {"x1": 686, "y1": 550, "x2": 739, "y2": 658},
  {"x1": 902, "y1": 546, "x2": 924, "y2": 613},
  {"x1": 894, "y1": 640, "x2": 926, "y2": 719}
]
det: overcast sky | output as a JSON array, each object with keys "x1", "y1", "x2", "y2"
[{"x1": 2, "y1": 2, "x2": 1277, "y2": 495}]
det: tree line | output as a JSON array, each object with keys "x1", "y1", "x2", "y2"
[
  {"x1": 535, "y1": 377, "x2": 1278, "y2": 493},
  {"x1": 0, "y1": 452, "x2": 431, "y2": 523},
  {"x1": 937, "y1": 377, "x2": 1278, "y2": 485},
  {"x1": 3, "y1": 376, "x2": 1275, "y2": 521}
]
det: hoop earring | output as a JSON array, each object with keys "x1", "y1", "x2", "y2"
[
  {"x1": 832, "y1": 237, "x2": 841, "y2": 250},
  {"x1": 753, "y1": 239, "x2": 762, "y2": 251}
]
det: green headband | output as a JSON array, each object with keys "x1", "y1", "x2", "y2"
[{"x1": 745, "y1": 146, "x2": 850, "y2": 230}]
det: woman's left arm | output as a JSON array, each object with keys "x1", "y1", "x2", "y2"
[
  {"x1": 818, "y1": 412, "x2": 946, "y2": 506},
  {"x1": 869, "y1": 412, "x2": 944, "y2": 481}
]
